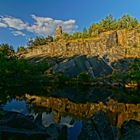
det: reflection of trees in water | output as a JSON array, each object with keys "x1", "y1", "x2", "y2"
[{"x1": 1, "y1": 86, "x2": 140, "y2": 105}]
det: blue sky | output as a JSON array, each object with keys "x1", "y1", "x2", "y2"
[{"x1": 0, "y1": 0, "x2": 140, "y2": 49}]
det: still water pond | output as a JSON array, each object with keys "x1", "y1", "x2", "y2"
[
  {"x1": 0, "y1": 86, "x2": 140, "y2": 140},
  {"x1": 2, "y1": 98, "x2": 82, "y2": 140}
]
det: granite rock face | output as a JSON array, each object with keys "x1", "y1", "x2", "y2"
[
  {"x1": 51, "y1": 55, "x2": 113, "y2": 78},
  {"x1": 17, "y1": 29, "x2": 140, "y2": 78},
  {"x1": 18, "y1": 29, "x2": 140, "y2": 63}
]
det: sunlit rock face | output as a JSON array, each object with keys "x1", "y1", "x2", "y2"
[
  {"x1": 25, "y1": 94, "x2": 140, "y2": 127},
  {"x1": 19, "y1": 29, "x2": 140, "y2": 63}
]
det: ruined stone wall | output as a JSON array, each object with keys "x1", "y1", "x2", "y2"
[{"x1": 19, "y1": 30, "x2": 140, "y2": 62}]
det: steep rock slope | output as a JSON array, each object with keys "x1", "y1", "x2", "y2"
[
  {"x1": 19, "y1": 29, "x2": 140, "y2": 63},
  {"x1": 51, "y1": 55, "x2": 113, "y2": 78},
  {"x1": 18, "y1": 29, "x2": 140, "y2": 78}
]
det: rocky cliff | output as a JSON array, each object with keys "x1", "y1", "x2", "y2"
[
  {"x1": 19, "y1": 29, "x2": 140, "y2": 63},
  {"x1": 18, "y1": 29, "x2": 140, "y2": 79}
]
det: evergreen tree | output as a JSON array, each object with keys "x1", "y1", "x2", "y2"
[
  {"x1": 89, "y1": 23, "x2": 100, "y2": 36},
  {"x1": 99, "y1": 15, "x2": 117, "y2": 31},
  {"x1": 118, "y1": 15, "x2": 139, "y2": 29},
  {"x1": 0, "y1": 44, "x2": 14, "y2": 58},
  {"x1": 17, "y1": 46, "x2": 26, "y2": 53}
]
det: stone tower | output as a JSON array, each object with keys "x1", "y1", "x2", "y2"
[{"x1": 55, "y1": 26, "x2": 63, "y2": 39}]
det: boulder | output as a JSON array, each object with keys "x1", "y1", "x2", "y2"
[
  {"x1": 78, "y1": 111, "x2": 115, "y2": 140},
  {"x1": 120, "y1": 120, "x2": 140, "y2": 140},
  {"x1": 78, "y1": 119, "x2": 101, "y2": 140},
  {"x1": 91, "y1": 111, "x2": 115, "y2": 140},
  {"x1": 51, "y1": 55, "x2": 113, "y2": 78}
]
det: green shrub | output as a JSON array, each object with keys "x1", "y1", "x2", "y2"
[{"x1": 77, "y1": 72, "x2": 91, "y2": 82}]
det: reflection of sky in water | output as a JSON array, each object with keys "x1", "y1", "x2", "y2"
[
  {"x1": 2, "y1": 99, "x2": 82, "y2": 140},
  {"x1": 68, "y1": 121, "x2": 82, "y2": 140},
  {"x1": 2, "y1": 99, "x2": 29, "y2": 114},
  {"x1": 42, "y1": 112, "x2": 54, "y2": 127},
  {"x1": 60, "y1": 116, "x2": 74, "y2": 127}
]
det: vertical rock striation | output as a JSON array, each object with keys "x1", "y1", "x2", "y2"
[{"x1": 19, "y1": 29, "x2": 140, "y2": 62}]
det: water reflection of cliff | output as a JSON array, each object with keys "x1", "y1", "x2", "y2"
[{"x1": 25, "y1": 94, "x2": 140, "y2": 127}]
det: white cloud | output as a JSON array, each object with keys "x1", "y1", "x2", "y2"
[
  {"x1": 0, "y1": 22, "x2": 7, "y2": 28},
  {"x1": 0, "y1": 15, "x2": 78, "y2": 36},
  {"x1": 0, "y1": 16, "x2": 28, "y2": 30},
  {"x1": 27, "y1": 15, "x2": 78, "y2": 35},
  {"x1": 12, "y1": 30, "x2": 25, "y2": 36}
]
